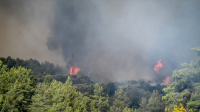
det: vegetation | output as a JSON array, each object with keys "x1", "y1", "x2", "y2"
[
  {"x1": 0, "y1": 56, "x2": 65, "y2": 82},
  {"x1": 162, "y1": 47, "x2": 200, "y2": 111},
  {"x1": 0, "y1": 57, "x2": 93, "y2": 84},
  {"x1": 1, "y1": 47, "x2": 200, "y2": 111},
  {"x1": 165, "y1": 103, "x2": 193, "y2": 112},
  {"x1": 0, "y1": 60, "x2": 36, "y2": 111}
]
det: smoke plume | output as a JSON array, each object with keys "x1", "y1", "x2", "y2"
[
  {"x1": 47, "y1": 0, "x2": 200, "y2": 81},
  {"x1": 0, "y1": 0, "x2": 65, "y2": 66},
  {"x1": 1, "y1": 0, "x2": 200, "y2": 81}
]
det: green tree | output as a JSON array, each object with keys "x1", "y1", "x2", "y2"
[
  {"x1": 0, "y1": 56, "x2": 67, "y2": 83},
  {"x1": 90, "y1": 84, "x2": 109, "y2": 112},
  {"x1": 44, "y1": 74, "x2": 53, "y2": 86},
  {"x1": 0, "y1": 60, "x2": 36, "y2": 111},
  {"x1": 30, "y1": 76, "x2": 90, "y2": 112},
  {"x1": 0, "y1": 61, "x2": 10, "y2": 94},
  {"x1": 146, "y1": 90, "x2": 165, "y2": 112},
  {"x1": 110, "y1": 86, "x2": 129, "y2": 112},
  {"x1": 139, "y1": 97, "x2": 147, "y2": 112},
  {"x1": 104, "y1": 82, "x2": 116, "y2": 97},
  {"x1": 126, "y1": 87, "x2": 151, "y2": 109},
  {"x1": 163, "y1": 47, "x2": 200, "y2": 110},
  {"x1": 122, "y1": 107, "x2": 134, "y2": 112},
  {"x1": 187, "y1": 82, "x2": 200, "y2": 111},
  {"x1": 87, "y1": 84, "x2": 95, "y2": 96}
]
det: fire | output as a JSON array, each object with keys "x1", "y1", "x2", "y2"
[
  {"x1": 70, "y1": 66, "x2": 80, "y2": 75},
  {"x1": 163, "y1": 77, "x2": 171, "y2": 84},
  {"x1": 154, "y1": 59, "x2": 172, "y2": 84},
  {"x1": 154, "y1": 59, "x2": 165, "y2": 73}
]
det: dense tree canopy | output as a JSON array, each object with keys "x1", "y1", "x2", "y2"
[
  {"x1": 0, "y1": 60, "x2": 36, "y2": 111},
  {"x1": 1, "y1": 47, "x2": 200, "y2": 112},
  {"x1": 146, "y1": 90, "x2": 165, "y2": 112},
  {"x1": 30, "y1": 76, "x2": 91, "y2": 112},
  {"x1": 0, "y1": 56, "x2": 93, "y2": 84},
  {"x1": 110, "y1": 86, "x2": 130, "y2": 112},
  {"x1": 163, "y1": 47, "x2": 200, "y2": 111},
  {"x1": 0, "y1": 57, "x2": 65, "y2": 82}
]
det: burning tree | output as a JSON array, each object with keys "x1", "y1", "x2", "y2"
[
  {"x1": 154, "y1": 59, "x2": 164, "y2": 73},
  {"x1": 154, "y1": 59, "x2": 171, "y2": 84},
  {"x1": 70, "y1": 66, "x2": 80, "y2": 75},
  {"x1": 163, "y1": 47, "x2": 200, "y2": 110}
]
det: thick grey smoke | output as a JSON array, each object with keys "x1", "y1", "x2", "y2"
[
  {"x1": 0, "y1": 0, "x2": 65, "y2": 66},
  {"x1": 1, "y1": 0, "x2": 200, "y2": 82},
  {"x1": 47, "y1": 0, "x2": 200, "y2": 81}
]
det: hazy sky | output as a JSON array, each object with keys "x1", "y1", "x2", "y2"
[
  {"x1": 1, "y1": 0, "x2": 200, "y2": 81},
  {"x1": 0, "y1": 0, "x2": 65, "y2": 66}
]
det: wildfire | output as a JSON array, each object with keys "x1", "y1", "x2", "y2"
[
  {"x1": 154, "y1": 59, "x2": 172, "y2": 84},
  {"x1": 70, "y1": 66, "x2": 80, "y2": 75},
  {"x1": 163, "y1": 77, "x2": 171, "y2": 84},
  {"x1": 154, "y1": 59, "x2": 165, "y2": 73}
]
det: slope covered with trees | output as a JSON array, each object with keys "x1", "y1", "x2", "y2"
[
  {"x1": 0, "y1": 56, "x2": 93, "y2": 84},
  {"x1": 163, "y1": 47, "x2": 200, "y2": 111},
  {"x1": 0, "y1": 60, "x2": 165, "y2": 112},
  {"x1": 0, "y1": 61, "x2": 36, "y2": 111},
  {"x1": 0, "y1": 56, "x2": 65, "y2": 82},
  {"x1": 1, "y1": 47, "x2": 200, "y2": 111}
]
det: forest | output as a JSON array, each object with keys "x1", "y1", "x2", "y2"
[{"x1": 0, "y1": 47, "x2": 200, "y2": 112}]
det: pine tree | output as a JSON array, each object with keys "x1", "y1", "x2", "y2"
[
  {"x1": 90, "y1": 84, "x2": 109, "y2": 112},
  {"x1": 163, "y1": 47, "x2": 200, "y2": 110},
  {"x1": 110, "y1": 86, "x2": 130, "y2": 112},
  {"x1": 30, "y1": 76, "x2": 90, "y2": 112},
  {"x1": 146, "y1": 90, "x2": 165, "y2": 112},
  {"x1": 0, "y1": 60, "x2": 36, "y2": 111},
  {"x1": 139, "y1": 97, "x2": 147, "y2": 112}
]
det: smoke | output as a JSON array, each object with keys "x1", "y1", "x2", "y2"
[
  {"x1": 0, "y1": 0, "x2": 65, "y2": 66},
  {"x1": 47, "y1": 0, "x2": 200, "y2": 81},
  {"x1": 1, "y1": 0, "x2": 200, "y2": 82}
]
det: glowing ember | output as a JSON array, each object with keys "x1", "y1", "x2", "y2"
[
  {"x1": 163, "y1": 77, "x2": 171, "y2": 84},
  {"x1": 70, "y1": 66, "x2": 80, "y2": 75},
  {"x1": 154, "y1": 59, "x2": 165, "y2": 73}
]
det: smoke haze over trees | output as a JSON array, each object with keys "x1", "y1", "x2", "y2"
[
  {"x1": 1, "y1": 0, "x2": 200, "y2": 81},
  {"x1": 1, "y1": 47, "x2": 200, "y2": 111}
]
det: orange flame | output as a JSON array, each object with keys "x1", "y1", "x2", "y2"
[
  {"x1": 163, "y1": 77, "x2": 171, "y2": 84},
  {"x1": 154, "y1": 59, "x2": 164, "y2": 73},
  {"x1": 70, "y1": 66, "x2": 80, "y2": 75}
]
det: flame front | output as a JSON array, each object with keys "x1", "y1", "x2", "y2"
[
  {"x1": 163, "y1": 77, "x2": 171, "y2": 84},
  {"x1": 154, "y1": 59, "x2": 172, "y2": 84},
  {"x1": 70, "y1": 66, "x2": 80, "y2": 75},
  {"x1": 154, "y1": 59, "x2": 164, "y2": 73}
]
